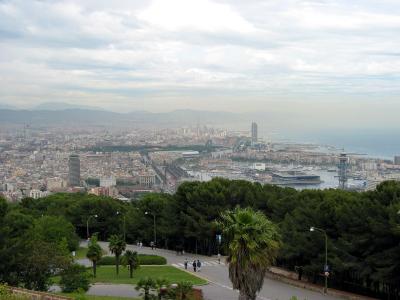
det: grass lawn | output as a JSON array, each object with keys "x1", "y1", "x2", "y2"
[
  {"x1": 53, "y1": 266, "x2": 207, "y2": 286},
  {"x1": 60, "y1": 293, "x2": 139, "y2": 300},
  {"x1": 75, "y1": 247, "x2": 88, "y2": 259},
  {"x1": 92, "y1": 265, "x2": 207, "y2": 285},
  {"x1": 74, "y1": 247, "x2": 107, "y2": 259}
]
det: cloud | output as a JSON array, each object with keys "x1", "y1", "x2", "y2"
[
  {"x1": 137, "y1": 0, "x2": 255, "y2": 33},
  {"x1": 0, "y1": 0, "x2": 399, "y2": 122}
]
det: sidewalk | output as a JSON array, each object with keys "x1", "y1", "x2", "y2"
[{"x1": 267, "y1": 267, "x2": 377, "y2": 300}]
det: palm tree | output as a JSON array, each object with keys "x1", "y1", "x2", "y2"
[
  {"x1": 154, "y1": 278, "x2": 169, "y2": 300},
  {"x1": 135, "y1": 277, "x2": 156, "y2": 300},
  {"x1": 122, "y1": 250, "x2": 140, "y2": 278},
  {"x1": 216, "y1": 207, "x2": 281, "y2": 300},
  {"x1": 86, "y1": 234, "x2": 103, "y2": 278},
  {"x1": 108, "y1": 234, "x2": 126, "y2": 275}
]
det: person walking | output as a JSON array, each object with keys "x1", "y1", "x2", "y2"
[
  {"x1": 150, "y1": 241, "x2": 154, "y2": 250},
  {"x1": 184, "y1": 258, "x2": 188, "y2": 270},
  {"x1": 218, "y1": 253, "x2": 221, "y2": 264},
  {"x1": 197, "y1": 259, "x2": 201, "y2": 272},
  {"x1": 192, "y1": 260, "x2": 197, "y2": 272}
]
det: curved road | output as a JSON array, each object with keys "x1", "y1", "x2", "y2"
[{"x1": 85, "y1": 241, "x2": 340, "y2": 300}]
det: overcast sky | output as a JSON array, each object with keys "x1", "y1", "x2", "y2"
[{"x1": 0, "y1": 0, "x2": 400, "y2": 124}]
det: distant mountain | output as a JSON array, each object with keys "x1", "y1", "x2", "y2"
[
  {"x1": 0, "y1": 108, "x2": 256, "y2": 128},
  {"x1": 0, "y1": 103, "x2": 16, "y2": 110},
  {"x1": 127, "y1": 109, "x2": 244, "y2": 125},
  {"x1": 32, "y1": 102, "x2": 105, "y2": 111}
]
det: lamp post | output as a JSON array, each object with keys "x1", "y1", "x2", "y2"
[
  {"x1": 216, "y1": 234, "x2": 222, "y2": 264},
  {"x1": 116, "y1": 211, "x2": 126, "y2": 242},
  {"x1": 310, "y1": 226, "x2": 328, "y2": 294},
  {"x1": 145, "y1": 211, "x2": 156, "y2": 248},
  {"x1": 86, "y1": 214, "x2": 98, "y2": 240}
]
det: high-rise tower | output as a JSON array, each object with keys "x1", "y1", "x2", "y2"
[
  {"x1": 251, "y1": 122, "x2": 258, "y2": 145},
  {"x1": 68, "y1": 154, "x2": 81, "y2": 187},
  {"x1": 338, "y1": 153, "x2": 348, "y2": 189}
]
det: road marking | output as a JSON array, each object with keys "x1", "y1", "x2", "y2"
[
  {"x1": 171, "y1": 263, "x2": 270, "y2": 300},
  {"x1": 173, "y1": 261, "x2": 222, "y2": 268},
  {"x1": 205, "y1": 279, "x2": 271, "y2": 300}
]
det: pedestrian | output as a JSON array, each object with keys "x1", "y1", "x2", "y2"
[
  {"x1": 197, "y1": 259, "x2": 201, "y2": 272},
  {"x1": 192, "y1": 260, "x2": 197, "y2": 272},
  {"x1": 150, "y1": 241, "x2": 154, "y2": 250},
  {"x1": 184, "y1": 258, "x2": 188, "y2": 270}
]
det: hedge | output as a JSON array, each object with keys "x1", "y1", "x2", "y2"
[{"x1": 98, "y1": 254, "x2": 167, "y2": 266}]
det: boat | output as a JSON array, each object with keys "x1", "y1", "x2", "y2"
[{"x1": 272, "y1": 171, "x2": 322, "y2": 185}]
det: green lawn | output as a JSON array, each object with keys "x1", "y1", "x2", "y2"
[
  {"x1": 74, "y1": 247, "x2": 88, "y2": 259},
  {"x1": 60, "y1": 293, "x2": 139, "y2": 300},
  {"x1": 74, "y1": 247, "x2": 107, "y2": 259},
  {"x1": 92, "y1": 266, "x2": 207, "y2": 285},
  {"x1": 53, "y1": 266, "x2": 207, "y2": 286}
]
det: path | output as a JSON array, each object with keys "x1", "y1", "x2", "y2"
[{"x1": 87, "y1": 241, "x2": 341, "y2": 300}]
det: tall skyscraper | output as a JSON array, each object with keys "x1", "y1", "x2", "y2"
[
  {"x1": 251, "y1": 122, "x2": 258, "y2": 145},
  {"x1": 68, "y1": 154, "x2": 80, "y2": 187}
]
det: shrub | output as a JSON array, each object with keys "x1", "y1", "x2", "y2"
[
  {"x1": 138, "y1": 254, "x2": 167, "y2": 265},
  {"x1": 166, "y1": 281, "x2": 195, "y2": 300},
  {"x1": 98, "y1": 254, "x2": 166, "y2": 266},
  {"x1": 0, "y1": 284, "x2": 29, "y2": 300},
  {"x1": 97, "y1": 256, "x2": 115, "y2": 265},
  {"x1": 59, "y1": 264, "x2": 91, "y2": 293}
]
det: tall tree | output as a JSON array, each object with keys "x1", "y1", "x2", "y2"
[
  {"x1": 86, "y1": 235, "x2": 103, "y2": 278},
  {"x1": 122, "y1": 250, "x2": 139, "y2": 278},
  {"x1": 217, "y1": 207, "x2": 280, "y2": 300},
  {"x1": 108, "y1": 234, "x2": 126, "y2": 275}
]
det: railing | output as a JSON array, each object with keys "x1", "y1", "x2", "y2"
[{"x1": 9, "y1": 287, "x2": 72, "y2": 300}]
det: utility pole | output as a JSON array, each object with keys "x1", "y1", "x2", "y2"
[{"x1": 310, "y1": 227, "x2": 329, "y2": 293}]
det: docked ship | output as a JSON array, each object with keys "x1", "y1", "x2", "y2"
[{"x1": 272, "y1": 171, "x2": 322, "y2": 185}]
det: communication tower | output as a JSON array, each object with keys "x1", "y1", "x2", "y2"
[{"x1": 338, "y1": 152, "x2": 348, "y2": 189}]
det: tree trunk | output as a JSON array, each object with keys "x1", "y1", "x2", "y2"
[
  {"x1": 93, "y1": 261, "x2": 97, "y2": 278},
  {"x1": 238, "y1": 290, "x2": 248, "y2": 300},
  {"x1": 116, "y1": 255, "x2": 119, "y2": 275},
  {"x1": 129, "y1": 263, "x2": 133, "y2": 278}
]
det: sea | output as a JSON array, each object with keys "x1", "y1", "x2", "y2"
[{"x1": 263, "y1": 128, "x2": 400, "y2": 160}]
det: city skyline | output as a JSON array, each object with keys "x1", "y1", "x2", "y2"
[{"x1": 0, "y1": 0, "x2": 400, "y2": 128}]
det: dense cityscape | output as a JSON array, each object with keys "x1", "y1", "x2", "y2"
[{"x1": 1, "y1": 122, "x2": 400, "y2": 202}]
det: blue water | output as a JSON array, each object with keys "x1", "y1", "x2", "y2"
[{"x1": 266, "y1": 128, "x2": 400, "y2": 160}]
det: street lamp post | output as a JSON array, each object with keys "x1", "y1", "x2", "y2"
[
  {"x1": 145, "y1": 211, "x2": 156, "y2": 248},
  {"x1": 310, "y1": 226, "x2": 328, "y2": 294},
  {"x1": 86, "y1": 214, "x2": 98, "y2": 239},
  {"x1": 116, "y1": 211, "x2": 126, "y2": 242},
  {"x1": 216, "y1": 234, "x2": 222, "y2": 264}
]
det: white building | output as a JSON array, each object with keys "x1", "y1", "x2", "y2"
[
  {"x1": 252, "y1": 163, "x2": 266, "y2": 171},
  {"x1": 29, "y1": 189, "x2": 50, "y2": 199},
  {"x1": 139, "y1": 171, "x2": 156, "y2": 187},
  {"x1": 100, "y1": 176, "x2": 116, "y2": 188},
  {"x1": 47, "y1": 177, "x2": 67, "y2": 191}
]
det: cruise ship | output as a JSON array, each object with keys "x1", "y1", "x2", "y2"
[{"x1": 272, "y1": 171, "x2": 322, "y2": 185}]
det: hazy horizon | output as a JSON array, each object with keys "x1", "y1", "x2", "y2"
[{"x1": 1, "y1": 0, "x2": 400, "y2": 128}]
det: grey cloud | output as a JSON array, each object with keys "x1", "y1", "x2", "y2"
[{"x1": 0, "y1": 0, "x2": 400, "y2": 124}]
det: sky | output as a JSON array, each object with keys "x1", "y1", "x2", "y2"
[{"x1": 0, "y1": 0, "x2": 400, "y2": 127}]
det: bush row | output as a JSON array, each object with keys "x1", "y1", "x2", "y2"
[{"x1": 97, "y1": 254, "x2": 167, "y2": 266}]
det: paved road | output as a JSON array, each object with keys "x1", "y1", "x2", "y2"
[{"x1": 87, "y1": 241, "x2": 340, "y2": 300}]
